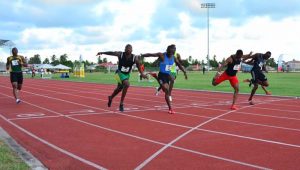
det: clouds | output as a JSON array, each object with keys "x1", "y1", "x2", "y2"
[{"x1": 0, "y1": 0, "x2": 300, "y2": 63}]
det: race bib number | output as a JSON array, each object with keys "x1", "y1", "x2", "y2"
[
  {"x1": 121, "y1": 66, "x2": 130, "y2": 72},
  {"x1": 233, "y1": 64, "x2": 240, "y2": 70},
  {"x1": 165, "y1": 65, "x2": 172, "y2": 71},
  {"x1": 11, "y1": 60, "x2": 19, "y2": 66},
  {"x1": 259, "y1": 62, "x2": 264, "y2": 69}
]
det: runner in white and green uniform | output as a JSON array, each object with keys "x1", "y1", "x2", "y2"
[
  {"x1": 96, "y1": 44, "x2": 147, "y2": 112},
  {"x1": 168, "y1": 49, "x2": 187, "y2": 101},
  {"x1": 6, "y1": 47, "x2": 28, "y2": 104}
]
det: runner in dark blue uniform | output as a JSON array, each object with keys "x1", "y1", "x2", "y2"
[{"x1": 243, "y1": 51, "x2": 271, "y2": 105}]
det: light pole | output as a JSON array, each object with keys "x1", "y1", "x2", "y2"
[{"x1": 201, "y1": 3, "x2": 215, "y2": 71}]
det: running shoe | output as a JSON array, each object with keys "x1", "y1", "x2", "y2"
[
  {"x1": 230, "y1": 105, "x2": 237, "y2": 110},
  {"x1": 108, "y1": 96, "x2": 112, "y2": 107},
  {"x1": 119, "y1": 104, "x2": 124, "y2": 112},
  {"x1": 155, "y1": 87, "x2": 160, "y2": 96},
  {"x1": 16, "y1": 99, "x2": 21, "y2": 104},
  {"x1": 248, "y1": 100, "x2": 255, "y2": 105},
  {"x1": 266, "y1": 91, "x2": 272, "y2": 95},
  {"x1": 168, "y1": 109, "x2": 175, "y2": 114}
]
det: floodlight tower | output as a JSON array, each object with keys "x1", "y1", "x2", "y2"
[{"x1": 201, "y1": 3, "x2": 215, "y2": 70}]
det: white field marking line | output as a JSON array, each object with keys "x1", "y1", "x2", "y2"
[
  {"x1": 193, "y1": 105, "x2": 300, "y2": 121},
  {"x1": 23, "y1": 85, "x2": 152, "y2": 109},
  {"x1": 134, "y1": 99, "x2": 287, "y2": 170},
  {"x1": 7, "y1": 89, "x2": 300, "y2": 150},
  {"x1": 5, "y1": 76, "x2": 300, "y2": 99},
  {"x1": 21, "y1": 84, "x2": 227, "y2": 111},
  {"x1": 12, "y1": 83, "x2": 274, "y2": 114},
  {"x1": 28, "y1": 81, "x2": 226, "y2": 102},
  {"x1": 0, "y1": 85, "x2": 111, "y2": 112},
  {"x1": 69, "y1": 116, "x2": 270, "y2": 170},
  {"x1": 197, "y1": 128, "x2": 300, "y2": 148},
  {"x1": 176, "y1": 111, "x2": 300, "y2": 132},
  {"x1": 0, "y1": 114, "x2": 108, "y2": 170},
  {"x1": 9, "y1": 112, "x2": 112, "y2": 121},
  {"x1": 26, "y1": 81, "x2": 282, "y2": 111},
  {"x1": 244, "y1": 106, "x2": 300, "y2": 113},
  {"x1": 0, "y1": 95, "x2": 272, "y2": 170}
]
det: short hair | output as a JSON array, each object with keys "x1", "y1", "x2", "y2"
[
  {"x1": 236, "y1": 49, "x2": 243, "y2": 56},
  {"x1": 266, "y1": 51, "x2": 271, "y2": 55}
]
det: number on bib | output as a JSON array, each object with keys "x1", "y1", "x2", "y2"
[
  {"x1": 165, "y1": 65, "x2": 172, "y2": 71},
  {"x1": 12, "y1": 60, "x2": 19, "y2": 66},
  {"x1": 121, "y1": 66, "x2": 130, "y2": 72},
  {"x1": 233, "y1": 64, "x2": 240, "y2": 70}
]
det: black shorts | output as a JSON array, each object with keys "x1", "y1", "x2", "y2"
[
  {"x1": 10, "y1": 72, "x2": 23, "y2": 84},
  {"x1": 251, "y1": 70, "x2": 267, "y2": 83},
  {"x1": 158, "y1": 72, "x2": 170, "y2": 85}
]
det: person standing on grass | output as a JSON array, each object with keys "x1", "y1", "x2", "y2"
[
  {"x1": 141, "y1": 45, "x2": 186, "y2": 114},
  {"x1": 242, "y1": 51, "x2": 272, "y2": 105},
  {"x1": 212, "y1": 50, "x2": 252, "y2": 110},
  {"x1": 96, "y1": 44, "x2": 147, "y2": 112},
  {"x1": 6, "y1": 47, "x2": 28, "y2": 104}
]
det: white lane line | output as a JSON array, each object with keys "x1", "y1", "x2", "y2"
[
  {"x1": 0, "y1": 93, "x2": 274, "y2": 169},
  {"x1": 0, "y1": 114, "x2": 107, "y2": 170},
  {"x1": 134, "y1": 99, "x2": 286, "y2": 170}
]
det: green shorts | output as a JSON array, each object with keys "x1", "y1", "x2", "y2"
[
  {"x1": 114, "y1": 71, "x2": 130, "y2": 84},
  {"x1": 170, "y1": 72, "x2": 177, "y2": 79}
]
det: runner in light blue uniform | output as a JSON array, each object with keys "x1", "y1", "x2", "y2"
[{"x1": 141, "y1": 45, "x2": 185, "y2": 114}]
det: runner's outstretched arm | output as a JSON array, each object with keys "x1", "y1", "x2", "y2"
[{"x1": 96, "y1": 51, "x2": 122, "y2": 57}]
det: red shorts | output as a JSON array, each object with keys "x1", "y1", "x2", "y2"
[{"x1": 215, "y1": 72, "x2": 239, "y2": 87}]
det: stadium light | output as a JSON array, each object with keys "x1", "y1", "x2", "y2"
[{"x1": 201, "y1": 3, "x2": 215, "y2": 70}]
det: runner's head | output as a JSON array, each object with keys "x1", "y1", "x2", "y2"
[
  {"x1": 166, "y1": 44, "x2": 176, "y2": 57},
  {"x1": 235, "y1": 49, "x2": 243, "y2": 59},
  {"x1": 264, "y1": 51, "x2": 271, "y2": 60},
  {"x1": 124, "y1": 44, "x2": 132, "y2": 55},
  {"x1": 12, "y1": 47, "x2": 18, "y2": 56}
]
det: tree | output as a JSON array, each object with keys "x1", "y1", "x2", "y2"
[
  {"x1": 103, "y1": 58, "x2": 107, "y2": 63},
  {"x1": 60, "y1": 54, "x2": 68, "y2": 64},
  {"x1": 43, "y1": 58, "x2": 50, "y2": 64},
  {"x1": 97, "y1": 56, "x2": 103, "y2": 64},
  {"x1": 267, "y1": 58, "x2": 277, "y2": 68},
  {"x1": 209, "y1": 55, "x2": 219, "y2": 68},
  {"x1": 51, "y1": 55, "x2": 60, "y2": 65},
  {"x1": 28, "y1": 54, "x2": 41, "y2": 64},
  {"x1": 188, "y1": 56, "x2": 193, "y2": 63}
]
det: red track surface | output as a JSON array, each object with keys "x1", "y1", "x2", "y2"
[{"x1": 0, "y1": 76, "x2": 300, "y2": 169}]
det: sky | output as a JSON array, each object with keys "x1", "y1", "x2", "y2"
[{"x1": 1, "y1": 0, "x2": 300, "y2": 64}]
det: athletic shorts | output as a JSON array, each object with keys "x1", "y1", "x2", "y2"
[
  {"x1": 251, "y1": 70, "x2": 267, "y2": 83},
  {"x1": 170, "y1": 72, "x2": 177, "y2": 79},
  {"x1": 114, "y1": 71, "x2": 130, "y2": 84},
  {"x1": 158, "y1": 72, "x2": 170, "y2": 85},
  {"x1": 10, "y1": 72, "x2": 23, "y2": 84},
  {"x1": 215, "y1": 72, "x2": 238, "y2": 87}
]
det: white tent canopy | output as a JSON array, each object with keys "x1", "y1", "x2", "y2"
[
  {"x1": 53, "y1": 64, "x2": 71, "y2": 70},
  {"x1": 34, "y1": 64, "x2": 55, "y2": 69}
]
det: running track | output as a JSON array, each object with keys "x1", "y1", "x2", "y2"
[{"x1": 0, "y1": 76, "x2": 300, "y2": 169}]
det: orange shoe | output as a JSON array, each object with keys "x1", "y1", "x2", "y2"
[
  {"x1": 168, "y1": 109, "x2": 175, "y2": 114},
  {"x1": 249, "y1": 100, "x2": 255, "y2": 105},
  {"x1": 266, "y1": 91, "x2": 272, "y2": 95},
  {"x1": 230, "y1": 105, "x2": 238, "y2": 110}
]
